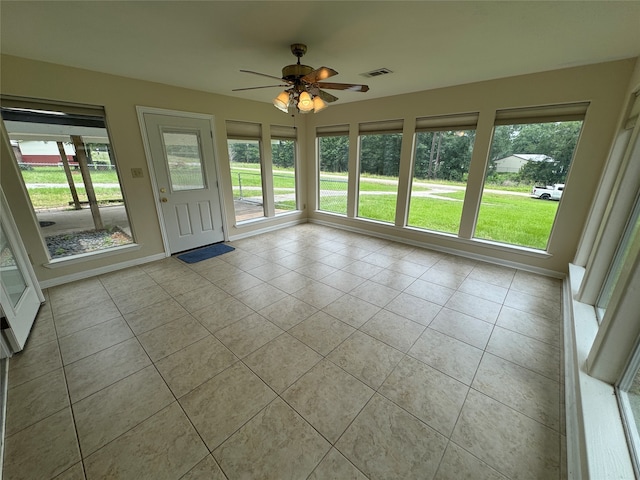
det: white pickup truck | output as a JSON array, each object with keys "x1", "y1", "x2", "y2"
[{"x1": 531, "y1": 183, "x2": 564, "y2": 200}]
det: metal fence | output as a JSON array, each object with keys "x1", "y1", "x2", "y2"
[
  {"x1": 19, "y1": 162, "x2": 117, "y2": 171},
  {"x1": 319, "y1": 177, "x2": 348, "y2": 214},
  {"x1": 234, "y1": 171, "x2": 263, "y2": 200},
  {"x1": 233, "y1": 171, "x2": 298, "y2": 212}
]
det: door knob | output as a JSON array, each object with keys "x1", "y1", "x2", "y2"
[{"x1": 161, "y1": 197, "x2": 168, "y2": 203}]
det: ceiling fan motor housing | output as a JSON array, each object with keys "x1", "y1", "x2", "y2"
[{"x1": 282, "y1": 64, "x2": 314, "y2": 82}]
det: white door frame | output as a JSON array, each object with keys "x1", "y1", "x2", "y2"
[
  {"x1": 136, "y1": 106, "x2": 228, "y2": 255},
  {"x1": 0, "y1": 186, "x2": 45, "y2": 352}
]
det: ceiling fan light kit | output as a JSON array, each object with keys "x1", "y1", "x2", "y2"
[{"x1": 235, "y1": 43, "x2": 370, "y2": 114}]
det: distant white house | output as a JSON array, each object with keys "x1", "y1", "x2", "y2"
[{"x1": 494, "y1": 154, "x2": 553, "y2": 173}]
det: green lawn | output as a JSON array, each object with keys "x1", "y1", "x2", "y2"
[
  {"x1": 21, "y1": 166, "x2": 119, "y2": 184},
  {"x1": 475, "y1": 193, "x2": 558, "y2": 249},
  {"x1": 407, "y1": 194, "x2": 465, "y2": 234},
  {"x1": 21, "y1": 164, "x2": 557, "y2": 250},
  {"x1": 320, "y1": 190, "x2": 558, "y2": 249},
  {"x1": 19, "y1": 167, "x2": 124, "y2": 208},
  {"x1": 26, "y1": 187, "x2": 124, "y2": 209}
]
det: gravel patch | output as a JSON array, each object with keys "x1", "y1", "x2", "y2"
[{"x1": 46, "y1": 227, "x2": 132, "y2": 259}]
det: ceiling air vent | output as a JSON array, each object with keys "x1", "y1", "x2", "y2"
[{"x1": 361, "y1": 68, "x2": 393, "y2": 78}]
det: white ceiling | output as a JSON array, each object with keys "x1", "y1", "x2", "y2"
[{"x1": 2, "y1": 1, "x2": 639, "y2": 106}]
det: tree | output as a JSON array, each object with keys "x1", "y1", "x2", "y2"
[
  {"x1": 359, "y1": 133, "x2": 402, "y2": 177},
  {"x1": 229, "y1": 140, "x2": 260, "y2": 164},
  {"x1": 518, "y1": 160, "x2": 558, "y2": 185},
  {"x1": 319, "y1": 136, "x2": 349, "y2": 172},
  {"x1": 271, "y1": 139, "x2": 294, "y2": 168},
  {"x1": 414, "y1": 130, "x2": 475, "y2": 181}
]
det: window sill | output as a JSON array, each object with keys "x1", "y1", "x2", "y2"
[
  {"x1": 565, "y1": 263, "x2": 634, "y2": 479},
  {"x1": 403, "y1": 226, "x2": 554, "y2": 259},
  {"x1": 42, "y1": 243, "x2": 142, "y2": 269}
]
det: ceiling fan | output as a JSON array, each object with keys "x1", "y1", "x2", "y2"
[{"x1": 233, "y1": 43, "x2": 370, "y2": 114}]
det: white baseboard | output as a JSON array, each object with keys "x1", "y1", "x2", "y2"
[
  {"x1": 38, "y1": 252, "x2": 167, "y2": 289},
  {"x1": 229, "y1": 218, "x2": 307, "y2": 242},
  {"x1": 310, "y1": 217, "x2": 564, "y2": 279}
]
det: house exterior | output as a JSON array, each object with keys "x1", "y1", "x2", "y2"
[
  {"x1": 11, "y1": 140, "x2": 76, "y2": 165},
  {"x1": 494, "y1": 154, "x2": 553, "y2": 173}
]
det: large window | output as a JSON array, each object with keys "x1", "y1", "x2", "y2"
[
  {"x1": 318, "y1": 125, "x2": 349, "y2": 215},
  {"x1": 271, "y1": 125, "x2": 297, "y2": 215},
  {"x1": 226, "y1": 121, "x2": 265, "y2": 223},
  {"x1": 407, "y1": 114, "x2": 477, "y2": 234},
  {"x1": 357, "y1": 120, "x2": 403, "y2": 224},
  {"x1": 474, "y1": 104, "x2": 586, "y2": 250},
  {"x1": 1, "y1": 98, "x2": 133, "y2": 260}
]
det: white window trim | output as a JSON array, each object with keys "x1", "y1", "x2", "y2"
[
  {"x1": 618, "y1": 347, "x2": 640, "y2": 478},
  {"x1": 578, "y1": 96, "x2": 640, "y2": 304},
  {"x1": 565, "y1": 264, "x2": 635, "y2": 479},
  {"x1": 565, "y1": 89, "x2": 640, "y2": 480}
]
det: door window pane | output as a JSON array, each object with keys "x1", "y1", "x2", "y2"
[
  {"x1": 408, "y1": 129, "x2": 475, "y2": 234},
  {"x1": 474, "y1": 120, "x2": 583, "y2": 249},
  {"x1": 162, "y1": 131, "x2": 205, "y2": 191},
  {"x1": 271, "y1": 138, "x2": 297, "y2": 214},
  {"x1": 357, "y1": 132, "x2": 402, "y2": 223},
  {"x1": 2, "y1": 101, "x2": 134, "y2": 259},
  {"x1": 0, "y1": 223, "x2": 28, "y2": 307},
  {"x1": 318, "y1": 135, "x2": 349, "y2": 215},
  {"x1": 228, "y1": 138, "x2": 265, "y2": 222}
]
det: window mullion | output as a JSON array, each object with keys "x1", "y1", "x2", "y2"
[
  {"x1": 346, "y1": 123, "x2": 359, "y2": 218},
  {"x1": 395, "y1": 118, "x2": 416, "y2": 227},
  {"x1": 261, "y1": 125, "x2": 275, "y2": 217},
  {"x1": 458, "y1": 110, "x2": 495, "y2": 239}
]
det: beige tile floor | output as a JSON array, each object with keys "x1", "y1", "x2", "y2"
[{"x1": 3, "y1": 224, "x2": 567, "y2": 480}]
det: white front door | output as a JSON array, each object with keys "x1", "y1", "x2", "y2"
[
  {"x1": 141, "y1": 112, "x2": 225, "y2": 253},
  {"x1": 0, "y1": 187, "x2": 44, "y2": 352}
]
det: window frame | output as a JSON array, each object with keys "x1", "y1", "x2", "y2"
[
  {"x1": 1, "y1": 96, "x2": 136, "y2": 262},
  {"x1": 356, "y1": 119, "x2": 404, "y2": 224},
  {"x1": 473, "y1": 103, "x2": 588, "y2": 251},
  {"x1": 595, "y1": 191, "x2": 640, "y2": 321},
  {"x1": 617, "y1": 333, "x2": 640, "y2": 479},
  {"x1": 270, "y1": 124, "x2": 298, "y2": 216},
  {"x1": 566, "y1": 90, "x2": 640, "y2": 479},
  {"x1": 317, "y1": 125, "x2": 350, "y2": 216},
  {"x1": 226, "y1": 120, "x2": 266, "y2": 223},
  {"x1": 407, "y1": 113, "x2": 479, "y2": 235}
]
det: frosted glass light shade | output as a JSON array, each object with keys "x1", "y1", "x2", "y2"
[
  {"x1": 312, "y1": 96, "x2": 328, "y2": 112},
  {"x1": 273, "y1": 91, "x2": 290, "y2": 112},
  {"x1": 297, "y1": 91, "x2": 314, "y2": 112}
]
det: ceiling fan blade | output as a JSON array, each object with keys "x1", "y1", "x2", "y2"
[
  {"x1": 316, "y1": 82, "x2": 370, "y2": 93},
  {"x1": 232, "y1": 85, "x2": 289, "y2": 91},
  {"x1": 315, "y1": 89, "x2": 339, "y2": 103},
  {"x1": 240, "y1": 69, "x2": 290, "y2": 83},
  {"x1": 301, "y1": 66, "x2": 338, "y2": 84}
]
